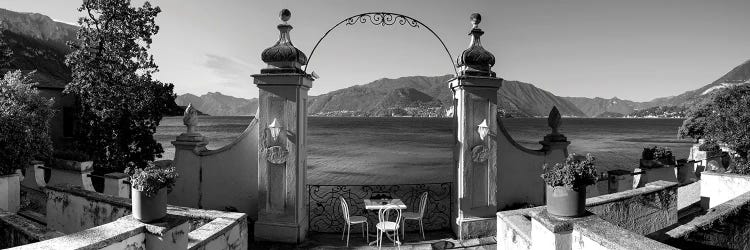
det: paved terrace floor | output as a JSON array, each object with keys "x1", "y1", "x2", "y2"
[{"x1": 250, "y1": 230, "x2": 496, "y2": 249}]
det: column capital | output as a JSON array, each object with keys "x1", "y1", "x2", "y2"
[{"x1": 449, "y1": 75, "x2": 503, "y2": 90}]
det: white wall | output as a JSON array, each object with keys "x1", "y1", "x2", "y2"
[{"x1": 701, "y1": 172, "x2": 750, "y2": 209}]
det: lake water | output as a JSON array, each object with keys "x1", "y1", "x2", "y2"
[{"x1": 154, "y1": 116, "x2": 693, "y2": 185}]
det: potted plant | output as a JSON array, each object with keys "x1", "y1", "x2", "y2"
[
  {"x1": 541, "y1": 153, "x2": 598, "y2": 217},
  {"x1": 129, "y1": 163, "x2": 178, "y2": 222},
  {"x1": 641, "y1": 146, "x2": 675, "y2": 168},
  {"x1": 52, "y1": 149, "x2": 93, "y2": 172}
]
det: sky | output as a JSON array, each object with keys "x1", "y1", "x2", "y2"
[{"x1": 3, "y1": 0, "x2": 750, "y2": 102}]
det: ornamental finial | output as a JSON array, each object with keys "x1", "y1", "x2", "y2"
[
  {"x1": 280, "y1": 9, "x2": 291, "y2": 23},
  {"x1": 470, "y1": 13, "x2": 481, "y2": 28},
  {"x1": 548, "y1": 106, "x2": 561, "y2": 135},
  {"x1": 183, "y1": 103, "x2": 198, "y2": 134}
]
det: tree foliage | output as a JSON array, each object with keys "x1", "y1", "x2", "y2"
[
  {"x1": 679, "y1": 85, "x2": 750, "y2": 159},
  {"x1": 65, "y1": 0, "x2": 176, "y2": 171},
  {"x1": 0, "y1": 71, "x2": 54, "y2": 175}
]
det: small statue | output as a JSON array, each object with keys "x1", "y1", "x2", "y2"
[{"x1": 183, "y1": 103, "x2": 198, "y2": 134}]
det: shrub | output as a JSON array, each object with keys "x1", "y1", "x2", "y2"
[
  {"x1": 698, "y1": 141, "x2": 721, "y2": 153},
  {"x1": 52, "y1": 149, "x2": 91, "y2": 162},
  {"x1": 642, "y1": 146, "x2": 675, "y2": 165},
  {"x1": 0, "y1": 71, "x2": 54, "y2": 175},
  {"x1": 129, "y1": 163, "x2": 178, "y2": 198},
  {"x1": 541, "y1": 153, "x2": 598, "y2": 191}
]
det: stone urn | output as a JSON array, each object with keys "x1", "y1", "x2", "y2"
[
  {"x1": 131, "y1": 187, "x2": 167, "y2": 223},
  {"x1": 546, "y1": 185, "x2": 586, "y2": 218},
  {"x1": 0, "y1": 172, "x2": 21, "y2": 213}
]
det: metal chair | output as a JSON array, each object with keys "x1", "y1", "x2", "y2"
[
  {"x1": 376, "y1": 204, "x2": 402, "y2": 250},
  {"x1": 339, "y1": 197, "x2": 368, "y2": 247},
  {"x1": 402, "y1": 192, "x2": 428, "y2": 240}
]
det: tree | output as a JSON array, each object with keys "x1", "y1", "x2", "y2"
[
  {"x1": 65, "y1": 0, "x2": 175, "y2": 171},
  {"x1": 679, "y1": 85, "x2": 750, "y2": 159},
  {"x1": 0, "y1": 71, "x2": 54, "y2": 175}
]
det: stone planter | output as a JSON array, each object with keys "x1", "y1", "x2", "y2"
[
  {"x1": 52, "y1": 158, "x2": 93, "y2": 172},
  {"x1": 132, "y1": 187, "x2": 167, "y2": 223},
  {"x1": 546, "y1": 185, "x2": 586, "y2": 217},
  {"x1": 0, "y1": 172, "x2": 21, "y2": 213}
]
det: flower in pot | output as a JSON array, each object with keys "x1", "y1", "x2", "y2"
[
  {"x1": 129, "y1": 163, "x2": 178, "y2": 223},
  {"x1": 52, "y1": 149, "x2": 93, "y2": 172},
  {"x1": 541, "y1": 153, "x2": 598, "y2": 217}
]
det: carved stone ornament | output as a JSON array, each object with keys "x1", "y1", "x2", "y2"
[
  {"x1": 183, "y1": 103, "x2": 198, "y2": 134},
  {"x1": 471, "y1": 144, "x2": 489, "y2": 163},
  {"x1": 259, "y1": 127, "x2": 289, "y2": 165},
  {"x1": 265, "y1": 145, "x2": 289, "y2": 164}
]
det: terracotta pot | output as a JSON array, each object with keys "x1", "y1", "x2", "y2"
[
  {"x1": 546, "y1": 185, "x2": 586, "y2": 217},
  {"x1": 131, "y1": 187, "x2": 167, "y2": 222},
  {"x1": 0, "y1": 173, "x2": 21, "y2": 213}
]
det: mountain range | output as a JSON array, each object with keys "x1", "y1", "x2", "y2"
[{"x1": 3, "y1": 8, "x2": 750, "y2": 118}]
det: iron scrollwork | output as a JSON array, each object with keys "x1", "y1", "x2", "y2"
[
  {"x1": 344, "y1": 13, "x2": 420, "y2": 28},
  {"x1": 307, "y1": 182, "x2": 452, "y2": 233}
]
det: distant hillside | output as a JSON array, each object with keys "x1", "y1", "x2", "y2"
[
  {"x1": 627, "y1": 106, "x2": 686, "y2": 118},
  {"x1": 0, "y1": 8, "x2": 78, "y2": 88},
  {"x1": 646, "y1": 59, "x2": 750, "y2": 108},
  {"x1": 307, "y1": 75, "x2": 586, "y2": 117},
  {"x1": 563, "y1": 97, "x2": 645, "y2": 117},
  {"x1": 175, "y1": 92, "x2": 258, "y2": 116}
]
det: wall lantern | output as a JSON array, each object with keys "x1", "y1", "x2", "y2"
[
  {"x1": 477, "y1": 119, "x2": 489, "y2": 140},
  {"x1": 269, "y1": 118, "x2": 283, "y2": 140}
]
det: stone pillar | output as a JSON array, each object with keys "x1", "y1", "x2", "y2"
[
  {"x1": 252, "y1": 9, "x2": 311, "y2": 243},
  {"x1": 169, "y1": 127, "x2": 208, "y2": 209},
  {"x1": 103, "y1": 172, "x2": 130, "y2": 198},
  {"x1": 451, "y1": 13, "x2": 502, "y2": 240},
  {"x1": 0, "y1": 173, "x2": 21, "y2": 213},
  {"x1": 21, "y1": 161, "x2": 46, "y2": 191}
]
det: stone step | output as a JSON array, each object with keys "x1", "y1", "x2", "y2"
[{"x1": 17, "y1": 209, "x2": 46, "y2": 225}]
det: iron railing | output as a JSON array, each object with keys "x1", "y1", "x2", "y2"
[{"x1": 307, "y1": 182, "x2": 452, "y2": 233}]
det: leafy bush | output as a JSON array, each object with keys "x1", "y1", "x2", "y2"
[
  {"x1": 679, "y1": 85, "x2": 750, "y2": 159},
  {"x1": 541, "y1": 153, "x2": 598, "y2": 191},
  {"x1": 52, "y1": 149, "x2": 91, "y2": 162},
  {"x1": 642, "y1": 146, "x2": 675, "y2": 165},
  {"x1": 129, "y1": 163, "x2": 178, "y2": 198},
  {"x1": 0, "y1": 71, "x2": 54, "y2": 175},
  {"x1": 698, "y1": 141, "x2": 721, "y2": 152}
]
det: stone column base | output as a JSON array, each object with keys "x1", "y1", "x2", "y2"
[
  {"x1": 457, "y1": 216, "x2": 497, "y2": 240},
  {"x1": 254, "y1": 220, "x2": 307, "y2": 243}
]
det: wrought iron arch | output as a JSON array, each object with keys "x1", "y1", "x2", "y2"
[{"x1": 304, "y1": 12, "x2": 459, "y2": 76}]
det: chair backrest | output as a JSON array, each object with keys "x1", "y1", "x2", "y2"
[
  {"x1": 418, "y1": 192, "x2": 429, "y2": 217},
  {"x1": 378, "y1": 205, "x2": 402, "y2": 227},
  {"x1": 340, "y1": 197, "x2": 350, "y2": 223}
]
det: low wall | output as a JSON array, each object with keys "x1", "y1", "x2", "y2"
[
  {"x1": 46, "y1": 184, "x2": 131, "y2": 234},
  {"x1": 0, "y1": 211, "x2": 63, "y2": 249},
  {"x1": 664, "y1": 191, "x2": 750, "y2": 249},
  {"x1": 700, "y1": 171, "x2": 750, "y2": 209},
  {"x1": 586, "y1": 180, "x2": 678, "y2": 235},
  {"x1": 170, "y1": 118, "x2": 259, "y2": 218},
  {"x1": 496, "y1": 118, "x2": 568, "y2": 210},
  {"x1": 497, "y1": 181, "x2": 679, "y2": 249},
  {"x1": 9, "y1": 218, "x2": 147, "y2": 250},
  {"x1": 572, "y1": 216, "x2": 677, "y2": 250},
  {"x1": 45, "y1": 183, "x2": 248, "y2": 250}
]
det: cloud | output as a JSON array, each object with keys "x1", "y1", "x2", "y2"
[{"x1": 203, "y1": 54, "x2": 260, "y2": 84}]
